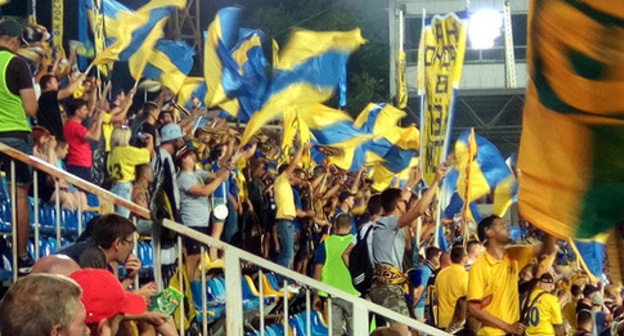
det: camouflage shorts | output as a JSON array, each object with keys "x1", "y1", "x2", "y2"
[{"x1": 369, "y1": 282, "x2": 409, "y2": 317}]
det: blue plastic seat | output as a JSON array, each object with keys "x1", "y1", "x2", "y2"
[
  {"x1": 267, "y1": 273, "x2": 281, "y2": 291},
  {"x1": 268, "y1": 324, "x2": 284, "y2": 336},
  {"x1": 27, "y1": 239, "x2": 34, "y2": 259},
  {"x1": 289, "y1": 316, "x2": 305, "y2": 336},
  {"x1": 311, "y1": 310, "x2": 329, "y2": 335},
  {"x1": 47, "y1": 237, "x2": 58, "y2": 254},
  {"x1": 40, "y1": 237, "x2": 51, "y2": 257},
  {"x1": 144, "y1": 242, "x2": 153, "y2": 267}
]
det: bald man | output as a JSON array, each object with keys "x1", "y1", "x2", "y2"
[{"x1": 31, "y1": 255, "x2": 81, "y2": 276}]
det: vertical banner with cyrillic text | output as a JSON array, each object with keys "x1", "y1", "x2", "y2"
[
  {"x1": 52, "y1": 0, "x2": 64, "y2": 56},
  {"x1": 418, "y1": 13, "x2": 466, "y2": 185}
]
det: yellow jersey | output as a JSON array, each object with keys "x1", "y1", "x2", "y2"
[
  {"x1": 274, "y1": 173, "x2": 296, "y2": 219},
  {"x1": 107, "y1": 145, "x2": 150, "y2": 182},
  {"x1": 435, "y1": 263, "x2": 468, "y2": 328},
  {"x1": 524, "y1": 288, "x2": 562, "y2": 336},
  {"x1": 468, "y1": 246, "x2": 534, "y2": 336}
]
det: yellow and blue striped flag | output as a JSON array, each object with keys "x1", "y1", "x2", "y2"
[
  {"x1": 91, "y1": 0, "x2": 185, "y2": 65},
  {"x1": 299, "y1": 104, "x2": 360, "y2": 145},
  {"x1": 569, "y1": 235, "x2": 607, "y2": 283},
  {"x1": 354, "y1": 103, "x2": 406, "y2": 136},
  {"x1": 125, "y1": 17, "x2": 167, "y2": 80},
  {"x1": 295, "y1": 104, "x2": 376, "y2": 171},
  {"x1": 240, "y1": 28, "x2": 365, "y2": 145},
  {"x1": 441, "y1": 168, "x2": 483, "y2": 222},
  {"x1": 218, "y1": 28, "x2": 269, "y2": 121},
  {"x1": 204, "y1": 6, "x2": 244, "y2": 108},
  {"x1": 178, "y1": 77, "x2": 207, "y2": 110},
  {"x1": 454, "y1": 129, "x2": 513, "y2": 220},
  {"x1": 138, "y1": 40, "x2": 195, "y2": 93},
  {"x1": 354, "y1": 102, "x2": 420, "y2": 189}
]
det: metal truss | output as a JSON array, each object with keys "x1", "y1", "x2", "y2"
[
  {"x1": 168, "y1": 0, "x2": 202, "y2": 63},
  {"x1": 452, "y1": 92, "x2": 525, "y2": 156}
]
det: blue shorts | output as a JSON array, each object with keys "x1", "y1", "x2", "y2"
[{"x1": 0, "y1": 135, "x2": 33, "y2": 187}]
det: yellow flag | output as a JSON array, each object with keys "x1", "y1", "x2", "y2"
[{"x1": 396, "y1": 51, "x2": 407, "y2": 108}]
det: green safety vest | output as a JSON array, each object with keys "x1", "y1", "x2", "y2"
[
  {"x1": 0, "y1": 50, "x2": 30, "y2": 133},
  {"x1": 319, "y1": 234, "x2": 360, "y2": 297}
]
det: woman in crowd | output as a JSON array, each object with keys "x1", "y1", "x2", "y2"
[
  {"x1": 31, "y1": 126, "x2": 83, "y2": 210},
  {"x1": 106, "y1": 126, "x2": 153, "y2": 217}
]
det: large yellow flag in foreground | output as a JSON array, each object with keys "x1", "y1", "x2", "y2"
[{"x1": 518, "y1": 0, "x2": 624, "y2": 281}]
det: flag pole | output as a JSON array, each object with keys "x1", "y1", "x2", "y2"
[
  {"x1": 416, "y1": 8, "x2": 427, "y2": 249},
  {"x1": 461, "y1": 128, "x2": 475, "y2": 244},
  {"x1": 85, "y1": 62, "x2": 95, "y2": 75}
]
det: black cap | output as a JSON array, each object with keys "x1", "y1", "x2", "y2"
[
  {"x1": 0, "y1": 19, "x2": 23, "y2": 38},
  {"x1": 539, "y1": 273, "x2": 554, "y2": 284}
]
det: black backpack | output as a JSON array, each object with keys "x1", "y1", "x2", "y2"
[{"x1": 349, "y1": 224, "x2": 377, "y2": 295}]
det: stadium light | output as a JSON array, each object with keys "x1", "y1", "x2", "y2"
[{"x1": 468, "y1": 9, "x2": 504, "y2": 49}]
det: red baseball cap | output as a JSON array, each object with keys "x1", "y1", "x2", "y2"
[{"x1": 69, "y1": 268, "x2": 146, "y2": 323}]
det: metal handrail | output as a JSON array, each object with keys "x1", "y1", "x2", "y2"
[
  {"x1": 0, "y1": 141, "x2": 450, "y2": 336},
  {"x1": 0, "y1": 142, "x2": 150, "y2": 219}
]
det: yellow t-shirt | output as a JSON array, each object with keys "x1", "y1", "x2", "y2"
[
  {"x1": 525, "y1": 289, "x2": 563, "y2": 336},
  {"x1": 107, "y1": 145, "x2": 150, "y2": 182},
  {"x1": 274, "y1": 173, "x2": 296, "y2": 219},
  {"x1": 435, "y1": 263, "x2": 468, "y2": 328},
  {"x1": 562, "y1": 300, "x2": 577, "y2": 332},
  {"x1": 468, "y1": 246, "x2": 534, "y2": 336},
  {"x1": 102, "y1": 112, "x2": 113, "y2": 152}
]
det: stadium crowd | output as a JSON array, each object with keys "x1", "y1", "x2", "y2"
[{"x1": 0, "y1": 16, "x2": 621, "y2": 336}]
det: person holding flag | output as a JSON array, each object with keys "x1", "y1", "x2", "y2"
[{"x1": 468, "y1": 215, "x2": 557, "y2": 336}]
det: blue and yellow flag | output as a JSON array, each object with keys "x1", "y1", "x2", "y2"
[
  {"x1": 86, "y1": 0, "x2": 131, "y2": 43},
  {"x1": 454, "y1": 129, "x2": 512, "y2": 220},
  {"x1": 178, "y1": 77, "x2": 207, "y2": 110},
  {"x1": 125, "y1": 18, "x2": 167, "y2": 80},
  {"x1": 140, "y1": 40, "x2": 195, "y2": 93},
  {"x1": 569, "y1": 236, "x2": 607, "y2": 283},
  {"x1": 338, "y1": 66, "x2": 347, "y2": 107},
  {"x1": 218, "y1": 29, "x2": 269, "y2": 121},
  {"x1": 203, "y1": 6, "x2": 244, "y2": 108},
  {"x1": 312, "y1": 137, "x2": 389, "y2": 172},
  {"x1": 298, "y1": 104, "x2": 378, "y2": 171},
  {"x1": 299, "y1": 104, "x2": 360, "y2": 145},
  {"x1": 440, "y1": 168, "x2": 483, "y2": 223},
  {"x1": 240, "y1": 28, "x2": 365, "y2": 145},
  {"x1": 354, "y1": 102, "x2": 420, "y2": 189},
  {"x1": 354, "y1": 103, "x2": 406, "y2": 135},
  {"x1": 418, "y1": 13, "x2": 467, "y2": 186},
  {"x1": 91, "y1": 0, "x2": 185, "y2": 65}
]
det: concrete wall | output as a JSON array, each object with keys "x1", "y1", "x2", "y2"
[
  {"x1": 405, "y1": 63, "x2": 529, "y2": 92},
  {"x1": 402, "y1": 0, "x2": 528, "y2": 15}
]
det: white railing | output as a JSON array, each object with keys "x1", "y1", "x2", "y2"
[{"x1": 0, "y1": 141, "x2": 449, "y2": 336}]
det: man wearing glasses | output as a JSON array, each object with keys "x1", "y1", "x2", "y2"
[
  {"x1": 57, "y1": 213, "x2": 141, "y2": 289},
  {"x1": 369, "y1": 165, "x2": 446, "y2": 336}
]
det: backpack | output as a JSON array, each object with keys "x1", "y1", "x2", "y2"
[{"x1": 349, "y1": 224, "x2": 377, "y2": 295}]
